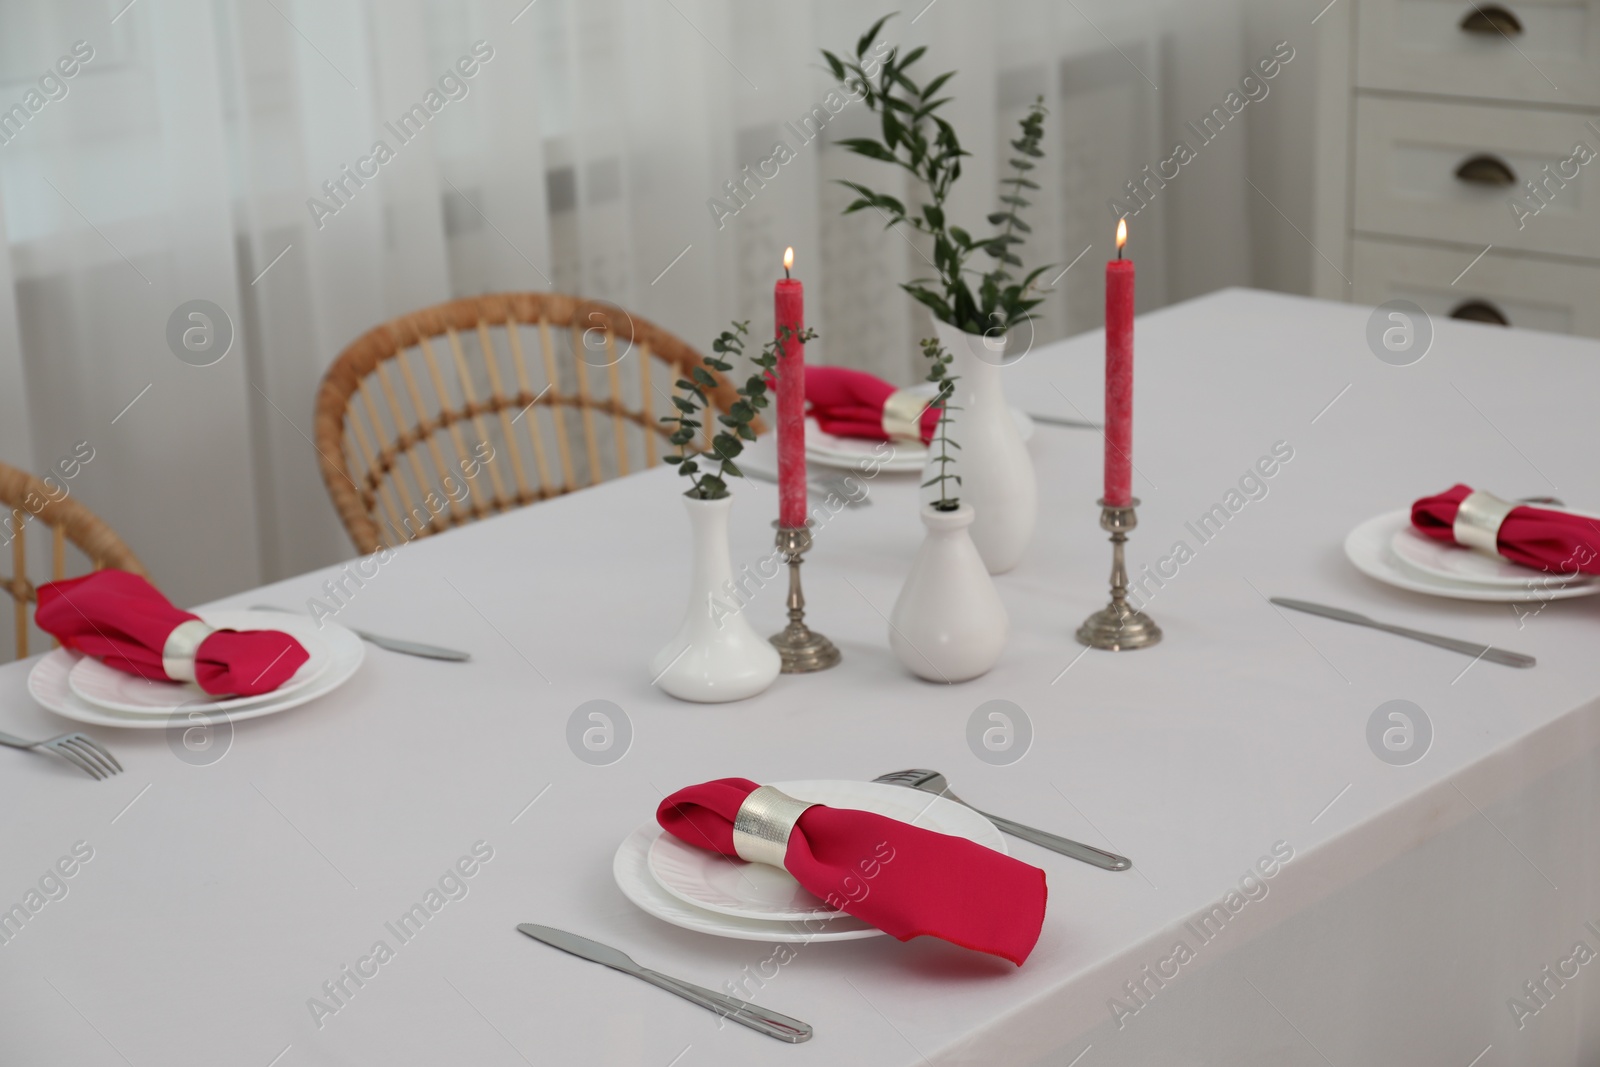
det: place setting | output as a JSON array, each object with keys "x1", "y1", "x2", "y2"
[
  {"x1": 1264, "y1": 483, "x2": 1600, "y2": 669},
  {"x1": 523, "y1": 768, "x2": 1128, "y2": 1042},
  {"x1": 802, "y1": 367, "x2": 1038, "y2": 475},
  {"x1": 17, "y1": 570, "x2": 366, "y2": 737},
  {"x1": 6, "y1": 567, "x2": 473, "y2": 774},
  {"x1": 1343, "y1": 485, "x2": 1600, "y2": 605}
]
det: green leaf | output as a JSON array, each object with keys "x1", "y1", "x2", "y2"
[
  {"x1": 856, "y1": 14, "x2": 891, "y2": 59},
  {"x1": 920, "y1": 70, "x2": 954, "y2": 99},
  {"x1": 822, "y1": 49, "x2": 846, "y2": 81},
  {"x1": 713, "y1": 433, "x2": 744, "y2": 458},
  {"x1": 671, "y1": 396, "x2": 697, "y2": 414},
  {"x1": 902, "y1": 284, "x2": 952, "y2": 322},
  {"x1": 882, "y1": 108, "x2": 902, "y2": 151},
  {"x1": 873, "y1": 193, "x2": 907, "y2": 218},
  {"x1": 835, "y1": 138, "x2": 898, "y2": 163},
  {"x1": 691, "y1": 367, "x2": 718, "y2": 389}
]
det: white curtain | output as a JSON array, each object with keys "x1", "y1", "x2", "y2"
[{"x1": 0, "y1": 0, "x2": 1306, "y2": 615}]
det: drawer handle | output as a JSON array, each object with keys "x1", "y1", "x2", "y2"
[
  {"x1": 1450, "y1": 299, "x2": 1510, "y2": 326},
  {"x1": 1454, "y1": 153, "x2": 1517, "y2": 187},
  {"x1": 1459, "y1": 4, "x2": 1523, "y2": 35}
]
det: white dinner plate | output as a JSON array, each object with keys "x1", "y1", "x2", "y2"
[
  {"x1": 805, "y1": 400, "x2": 1036, "y2": 474},
  {"x1": 645, "y1": 779, "x2": 1007, "y2": 922},
  {"x1": 1389, "y1": 508, "x2": 1600, "y2": 590},
  {"x1": 1345, "y1": 510, "x2": 1600, "y2": 603},
  {"x1": 613, "y1": 824, "x2": 882, "y2": 943},
  {"x1": 66, "y1": 610, "x2": 333, "y2": 714},
  {"x1": 806, "y1": 426, "x2": 926, "y2": 473},
  {"x1": 28, "y1": 613, "x2": 365, "y2": 729}
]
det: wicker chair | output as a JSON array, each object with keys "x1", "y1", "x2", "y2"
[
  {"x1": 315, "y1": 292, "x2": 758, "y2": 555},
  {"x1": 1, "y1": 461, "x2": 147, "y2": 660}
]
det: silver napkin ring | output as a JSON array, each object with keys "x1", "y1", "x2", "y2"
[
  {"x1": 1453, "y1": 490, "x2": 1516, "y2": 558},
  {"x1": 161, "y1": 619, "x2": 216, "y2": 683},
  {"x1": 732, "y1": 786, "x2": 817, "y2": 868},
  {"x1": 881, "y1": 389, "x2": 929, "y2": 442}
]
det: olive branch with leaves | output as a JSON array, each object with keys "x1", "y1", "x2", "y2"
[
  {"x1": 822, "y1": 14, "x2": 1051, "y2": 336},
  {"x1": 662, "y1": 321, "x2": 818, "y2": 500}
]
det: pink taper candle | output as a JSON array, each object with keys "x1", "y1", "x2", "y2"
[
  {"x1": 775, "y1": 247, "x2": 808, "y2": 528},
  {"x1": 1104, "y1": 219, "x2": 1134, "y2": 507}
]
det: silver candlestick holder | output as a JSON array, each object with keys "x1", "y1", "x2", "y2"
[
  {"x1": 769, "y1": 522, "x2": 840, "y2": 673},
  {"x1": 1077, "y1": 497, "x2": 1163, "y2": 651}
]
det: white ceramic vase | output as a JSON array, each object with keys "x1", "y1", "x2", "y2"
[
  {"x1": 888, "y1": 503, "x2": 1009, "y2": 683},
  {"x1": 650, "y1": 495, "x2": 781, "y2": 703},
  {"x1": 924, "y1": 318, "x2": 1037, "y2": 574}
]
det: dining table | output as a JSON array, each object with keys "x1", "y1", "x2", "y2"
[{"x1": 4, "y1": 287, "x2": 1599, "y2": 1065}]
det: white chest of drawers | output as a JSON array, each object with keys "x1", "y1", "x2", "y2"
[{"x1": 1312, "y1": 0, "x2": 1600, "y2": 338}]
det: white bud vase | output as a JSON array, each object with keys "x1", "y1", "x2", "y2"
[
  {"x1": 650, "y1": 494, "x2": 781, "y2": 703},
  {"x1": 888, "y1": 503, "x2": 1009, "y2": 683},
  {"x1": 925, "y1": 318, "x2": 1037, "y2": 574}
]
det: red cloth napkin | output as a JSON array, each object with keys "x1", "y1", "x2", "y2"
[
  {"x1": 35, "y1": 570, "x2": 309, "y2": 696},
  {"x1": 806, "y1": 367, "x2": 939, "y2": 444},
  {"x1": 657, "y1": 777, "x2": 1047, "y2": 965},
  {"x1": 1411, "y1": 485, "x2": 1600, "y2": 575}
]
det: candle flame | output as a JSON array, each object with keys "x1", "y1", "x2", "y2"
[
  {"x1": 783, "y1": 246, "x2": 794, "y2": 271},
  {"x1": 1116, "y1": 218, "x2": 1127, "y2": 251}
]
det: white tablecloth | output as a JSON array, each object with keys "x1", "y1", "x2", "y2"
[{"x1": 4, "y1": 289, "x2": 1599, "y2": 1065}]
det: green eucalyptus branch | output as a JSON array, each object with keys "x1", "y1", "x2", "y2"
[
  {"x1": 917, "y1": 335, "x2": 960, "y2": 510},
  {"x1": 662, "y1": 322, "x2": 819, "y2": 500},
  {"x1": 822, "y1": 15, "x2": 1052, "y2": 335}
]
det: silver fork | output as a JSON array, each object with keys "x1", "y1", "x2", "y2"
[
  {"x1": 874, "y1": 768, "x2": 1132, "y2": 871},
  {"x1": 0, "y1": 729, "x2": 122, "y2": 780}
]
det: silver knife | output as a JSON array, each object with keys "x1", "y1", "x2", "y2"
[
  {"x1": 515, "y1": 924, "x2": 812, "y2": 1043},
  {"x1": 1269, "y1": 598, "x2": 1535, "y2": 668},
  {"x1": 1025, "y1": 412, "x2": 1102, "y2": 430},
  {"x1": 250, "y1": 605, "x2": 470, "y2": 662}
]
